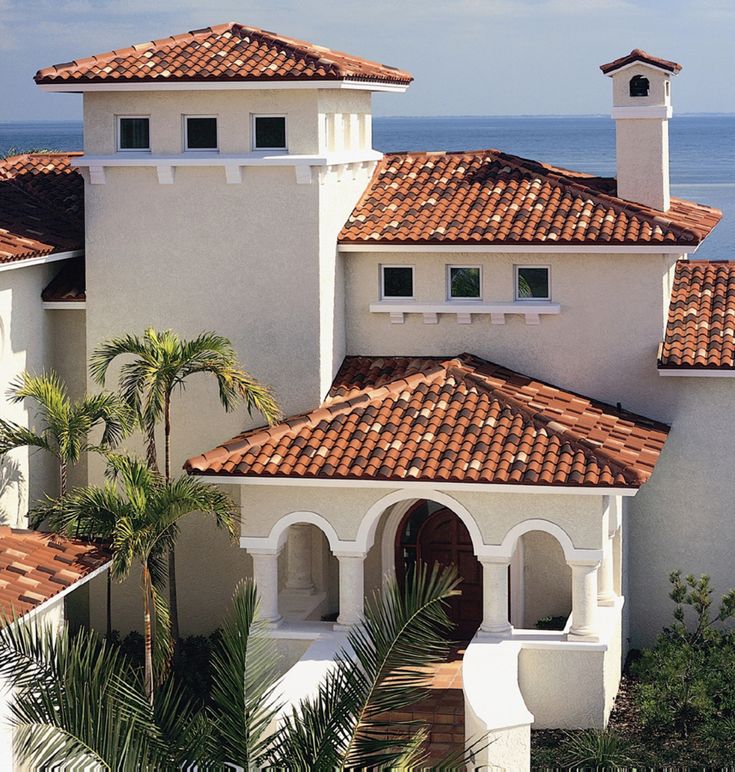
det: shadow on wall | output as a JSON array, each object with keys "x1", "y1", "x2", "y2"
[{"x1": 0, "y1": 456, "x2": 24, "y2": 526}]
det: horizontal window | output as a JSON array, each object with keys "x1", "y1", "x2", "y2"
[
  {"x1": 185, "y1": 116, "x2": 218, "y2": 150},
  {"x1": 516, "y1": 266, "x2": 550, "y2": 300},
  {"x1": 381, "y1": 266, "x2": 414, "y2": 299},
  {"x1": 118, "y1": 117, "x2": 150, "y2": 151},
  {"x1": 448, "y1": 266, "x2": 481, "y2": 300},
  {"x1": 253, "y1": 115, "x2": 287, "y2": 150}
]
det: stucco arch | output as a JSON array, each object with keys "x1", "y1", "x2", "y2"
[
  {"x1": 255, "y1": 511, "x2": 344, "y2": 554},
  {"x1": 356, "y1": 488, "x2": 485, "y2": 556},
  {"x1": 496, "y1": 518, "x2": 585, "y2": 562}
]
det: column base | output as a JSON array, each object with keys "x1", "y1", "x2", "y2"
[
  {"x1": 597, "y1": 593, "x2": 617, "y2": 607},
  {"x1": 479, "y1": 623, "x2": 513, "y2": 639},
  {"x1": 263, "y1": 616, "x2": 284, "y2": 629},
  {"x1": 567, "y1": 630, "x2": 598, "y2": 642},
  {"x1": 333, "y1": 619, "x2": 361, "y2": 631}
]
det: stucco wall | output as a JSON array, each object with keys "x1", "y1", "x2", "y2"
[
  {"x1": 0, "y1": 264, "x2": 57, "y2": 526},
  {"x1": 344, "y1": 249, "x2": 677, "y2": 421}
]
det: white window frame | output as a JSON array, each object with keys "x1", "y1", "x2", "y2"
[
  {"x1": 116, "y1": 115, "x2": 151, "y2": 152},
  {"x1": 380, "y1": 264, "x2": 415, "y2": 301},
  {"x1": 446, "y1": 264, "x2": 482, "y2": 301},
  {"x1": 183, "y1": 114, "x2": 219, "y2": 152},
  {"x1": 252, "y1": 114, "x2": 288, "y2": 151},
  {"x1": 515, "y1": 264, "x2": 551, "y2": 301}
]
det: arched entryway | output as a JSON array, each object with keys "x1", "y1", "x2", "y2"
[{"x1": 395, "y1": 501, "x2": 483, "y2": 639}]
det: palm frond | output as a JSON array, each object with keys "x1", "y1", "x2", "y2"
[
  {"x1": 28, "y1": 483, "x2": 122, "y2": 535},
  {"x1": 7, "y1": 371, "x2": 69, "y2": 431},
  {"x1": 78, "y1": 391, "x2": 134, "y2": 449},
  {"x1": 89, "y1": 333, "x2": 152, "y2": 386},
  {"x1": 0, "y1": 420, "x2": 53, "y2": 458},
  {"x1": 207, "y1": 580, "x2": 283, "y2": 766}
]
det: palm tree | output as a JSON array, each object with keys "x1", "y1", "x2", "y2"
[
  {"x1": 0, "y1": 566, "x2": 469, "y2": 769},
  {"x1": 0, "y1": 370, "x2": 131, "y2": 496},
  {"x1": 32, "y1": 453, "x2": 239, "y2": 703},
  {"x1": 89, "y1": 328, "x2": 282, "y2": 641}
]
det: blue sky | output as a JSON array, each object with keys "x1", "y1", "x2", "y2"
[{"x1": 1, "y1": 0, "x2": 734, "y2": 120}]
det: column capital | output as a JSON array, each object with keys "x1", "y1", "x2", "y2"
[{"x1": 334, "y1": 551, "x2": 368, "y2": 560}]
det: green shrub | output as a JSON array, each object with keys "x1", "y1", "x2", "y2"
[
  {"x1": 560, "y1": 728, "x2": 637, "y2": 769},
  {"x1": 633, "y1": 571, "x2": 735, "y2": 738}
]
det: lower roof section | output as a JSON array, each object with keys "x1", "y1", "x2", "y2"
[{"x1": 186, "y1": 354, "x2": 669, "y2": 490}]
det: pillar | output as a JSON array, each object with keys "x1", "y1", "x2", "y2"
[
  {"x1": 569, "y1": 560, "x2": 600, "y2": 640},
  {"x1": 480, "y1": 558, "x2": 512, "y2": 636},
  {"x1": 336, "y1": 553, "x2": 365, "y2": 627},
  {"x1": 285, "y1": 524, "x2": 314, "y2": 594},
  {"x1": 250, "y1": 549, "x2": 282, "y2": 625},
  {"x1": 597, "y1": 536, "x2": 616, "y2": 606}
]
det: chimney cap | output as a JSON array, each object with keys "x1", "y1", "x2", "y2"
[{"x1": 600, "y1": 49, "x2": 682, "y2": 76}]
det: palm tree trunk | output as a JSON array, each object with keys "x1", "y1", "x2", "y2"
[
  {"x1": 59, "y1": 461, "x2": 68, "y2": 497},
  {"x1": 164, "y1": 393, "x2": 181, "y2": 646},
  {"x1": 142, "y1": 565, "x2": 154, "y2": 705},
  {"x1": 106, "y1": 571, "x2": 112, "y2": 640}
]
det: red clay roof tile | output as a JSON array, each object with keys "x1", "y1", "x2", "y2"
[
  {"x1": 186, "y1": 355, "x2": 669, "y2": 489},
  {"x1": 0, "y1": 528, "x2": 109, "y2": 620},
  {"x1": 659, "y1": 260, "x2": 735, "y2": 370},
  {"x1": 338, "y1": 151, "x2": 720, "y2": 246},
  {"x1": 35, "y1": 23, "x2": 412, "y2": 86},
  {"x1": 0, "y1": 153, "x2": 84, "y2": 264},
  {"x1": 600, "y1": 49, "x2": 682, "y2": 75},
  {"x1": 41, "y1": 257, "x2": 85, "y2": 302}
]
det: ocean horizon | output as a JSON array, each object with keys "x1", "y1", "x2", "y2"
[{"x1": 2, "y1": 114, "x2": 732, "y2": 259}]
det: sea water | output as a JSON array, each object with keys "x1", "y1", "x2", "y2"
[{"x1": 1, "y1": 115, "x2": 732, "y2": 258}]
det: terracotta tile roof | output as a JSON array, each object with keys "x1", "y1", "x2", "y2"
[
  {"x1": 35, "y1": 23, "x2": 412, "y2": 86},
  {"x1": 0, "y1": 527, "x2": 109, "y2": 621},
  {"x1": 41, "y1": 257, "x2": 86, "y2": 302},
  {"x1": 659, "y1": 260, "x2": 735, "y2": 370},
  {"x1": 186, "y1": 355, "x2": 669, "y2": 489},
  {"x1": 0, "y1": 153, "x2": 84, "y2": 264},
  {"x1": 338, "y1": 151, "x2": 720, "y2": 247},
  {"x1": 600, "y1": 49, "x2": 682, "y2": 75}
]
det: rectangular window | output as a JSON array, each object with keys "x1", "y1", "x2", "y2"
[
  {"x1": 515, "y1": 266, "x2": 550, "y2": 300},
  {"x1": 185, "y1": 116, "x2": 218, "y2": 150},
  {"x1": 448, "y1": 266, "x2": 481, "y2": 300},
  {"x1": 381, "y1": 266, "x2": 414, "y2": 299},
  {"x1": 117, "y1": 117, "x2": 150, "y2": 151},
  {"x1": 253, "y1": 115, "x2": 287, "y2": 150}
]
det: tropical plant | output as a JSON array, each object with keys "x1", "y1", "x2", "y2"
[
  {"x1": 560, "y1": 728, "x2": 638, "y2": 769},
  {"x1": 0, "y1": 566, "x2": 470, "y2": 769},
  {"x1": 31, "y1": 453, "x2": 239, "y2": 703},
  {"x1": 89, "y1": 328, "x2": 282, "y2": 641},
  {"x1": 634, "y1": 571, "x2": 735, "y2": 738},
  {"x1": 0, "y1": 370, "x2": 131, "y2": 496}
]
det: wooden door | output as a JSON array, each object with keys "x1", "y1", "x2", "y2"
[{"x1": 416, "y1": 508, "x2": 483, "y2": 639}]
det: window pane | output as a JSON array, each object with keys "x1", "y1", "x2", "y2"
[
  {"x1": 517, "y1": 267, "x2": 550, "y2": 299},
  {"x1": 186, "y1": 117, "x2": 217, "y2": 149},
  {"x1": 383, "y1": 267, "x2": 413, "y2": 298},
  {"x1": 255, "y1": 117, "x2": 286, "y2": 149},
  {"x1": 119, "y1": 118, "x2": 149, "y2": 150},
  {"x1": 450, "y1": 267, "x2": 480, "y2": 298}
]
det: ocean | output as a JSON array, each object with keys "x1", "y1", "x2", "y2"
[{"x1": 1, "y1": 115, "x2": 733, "y2": 259}]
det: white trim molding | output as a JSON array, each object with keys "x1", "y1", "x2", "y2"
[
  {"x1": 73, "y1": 150, "x2": 382, "y2": 186},
  {"x1": 658, "y1": 368, "x2": 735, "y2": 378},
  {"x1": 339, "y1": 243, "x2": 693, "y2": 256},
  {"x1": 38, "y1": 80, "x2": 410, "y2": 94},
  {"x1": 42, "y1": 301, "x2": 86, "y2": 310},
  {"x1": 369, "y1": 300, "x2": 560, "y2": 326},
  {"x1": 0, "y1": 250, "x2": 84, "y2": 274}
]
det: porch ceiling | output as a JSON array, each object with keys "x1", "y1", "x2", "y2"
[{"x1": 185, "y1": 354, "x2": 669, "y2": 489}]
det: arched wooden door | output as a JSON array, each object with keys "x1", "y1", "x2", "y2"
[{"x1": 398, "y1": 506, "x2": 483, "y2": 639}]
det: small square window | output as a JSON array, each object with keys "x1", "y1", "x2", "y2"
[
  {"x1": 118, "y1": 117, "x2": 150, "y2": 151},
  {"x1": 448, "y1": 266, "x2": 481, "y2": 299},
  {"x1": 254, "y1": 116, "x2": 287, "y2": 150},
  {"x1": 185, "y1": 116, "x2": 218, "y2": 150},
  {"x1": 382, "y1": 266, "x2": 414, "y2": 299},
  {"x1": 516, "y1": 266, "x2": 550, "y2": 300}
]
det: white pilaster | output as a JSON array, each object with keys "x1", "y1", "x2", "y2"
[
  {"x1": 568, "y1": 560, "x2": 600, "y2": 640},
  {"x1": 480, "y1": 558, "x2": 512, "y2": 636},
  {"x1": 597, "y1": 536, "x2": 616, "y2": 606},
  {"x1": 250, "y1": 548, "x2": 283, "y2": 625},
  {"x1": 336, "y1": 553, "x2": 366, "y2": 627},
  {"x1": 285, "y1": 524, "x2": 315, "y2": 594}
]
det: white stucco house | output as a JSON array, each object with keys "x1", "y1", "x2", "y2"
[{"x1": 0, "y1": 25, "x2": 731, "y2": 768}]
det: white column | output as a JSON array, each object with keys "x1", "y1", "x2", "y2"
[
  {"x1": 569, "y1": 560, "x2": 600, "y2": 640},
  {"x1": 480, "y1": 558, "x2": 512, "y2": 636},
  {"x1": 597, "y1": 536, "x2": 616, "y2": 606},
  {"x1": 250, "y1": 549, "x2": 282, "y2": 625},
  {"x1": 285, "y1": 524, "x2": 314, "y2": 594},
  {"x1": 336, "y1": 553, "x2": 365, "y2": 627}
]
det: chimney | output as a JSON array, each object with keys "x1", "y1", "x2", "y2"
[{"x1": 600, "y1": 49, "x2": 682, "y2": 212}]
